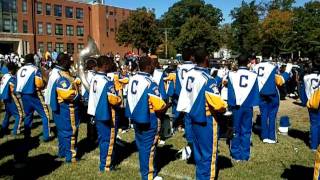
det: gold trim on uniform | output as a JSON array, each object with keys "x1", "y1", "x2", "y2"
[
  {"x1": 37, "y1": 91, "x2": 51, "y2": 135},
  {"x1": 69, "y1": 103, "x2": 77, "y2": 163},
  {"x1": 210, "y1": 116, "x2": 218, "y2": 180},
  {"x1": 148, "y1": 117, "x2": 161, "y2": 180},
  {"x1": 105, "y1": 108, "x2": 116, "y2": 171},
  {"x1": 11, "y1": 94, "x2": 24, "y2": 133}
]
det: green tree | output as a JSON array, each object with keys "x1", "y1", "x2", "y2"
[
  {"x1": 174, "y1": 16, "x2": 220, "y2": 53},
  {"x1": 230, "y1": 1, "x2": 262, "y2": 55},
  {"x1": 116, "y1": 7, "x2": 161, "y2": 54},
  {"x1": 160, "y1": 0, "x2": 222, "y2": 51},
  {"x1": 268, "y1": 0, "x2": 295, "y2": 11},
  {"x1": 292, "y1": 1, "x2": 320, "y2": 57},
  {"x1": 261, "y1": 9, "x2": 294, "y2": 56}
]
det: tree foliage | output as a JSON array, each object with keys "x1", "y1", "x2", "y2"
[
  {"x1": 174, "y1": 16, "x2": 220, "y2": 52},
  {"x1": 261, "y1": 9, "x2": 294, "y2": 55},
  {"x1": 160, "y1": 0, "x2": 222, "y2": 52},
  {"x1": 116, "y1": 7, "x2": 161, "y2": 53},
  {"x1": 230, "y1": 1, "x2": 262, "y2": 55}
]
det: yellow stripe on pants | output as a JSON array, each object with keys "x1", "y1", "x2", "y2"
[
  {"x1": 148, "y1": 119, "x2": 161, "y2": 180},
  {"x1": 37, "y1": 91, "x2": 51, "y2": 136},
  {"x1": 69, "y1": 104, "x2": 77, "y2": 163},
  {"x1": 210, "y1": 116, "x2": 218, "y2": 180},
  {"x1": 314, "y1": 146, "x2": 320, "y2": 180},
  {"x1": 11, "y1": 94, "x2": 24, "y2": 133},
  {"x1": 105, "y1": 108, "x2": 116, "y2": 171}
]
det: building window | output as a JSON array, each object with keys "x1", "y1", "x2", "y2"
[
  {"x1": 46, "y1": 4, "x2": 51, "y2": 15},
  {"x1": 22, "y1": 0, "x2": 27, "y2": 13},
  {"x1": 110, "y1": 28, "x2": 114, "y2": 32},
  {"x1": 65, "y1": 7, "x2": 73, "y2": 18},
  {"x1": 55, "y1": 24, "x2": 63, "y2": 35},
  {"x1": 76, "y1": 8, "x2": 83, "y2": 19},
  {"x1": 38, "y1": 42, "x2": 44, "y2": 52},
  {"x1": 47, "y1": 42, "x2": 53, "y2": 52},
  {"x1": 54, "y1": 5, "x2": 62, "y2": 17},
  {"x1": 36, "y1": 1, "x2": 42, "y2": 14},
  {"x1": 2, "y1": 0, "x2": 17, "y2": 12},
  {"x1": 77, "y1": 26, "x2": 84, "y2": 36},
  {"x1": 37, "y1": 22, "x2": 43, "y2": 34},
  {"x1": 55, "y1": 43, "x2": 64, "y2": 53},
  {"x1": 23, "y1": 20, "x2": 28, "y2": 33},
  {"x1": 109, "y1": 11, "x2": 113, "y2": 16},
  {"x1": 47, "y1": 23, "x2": 52, "y2": 35},
  {"x1": 77, "y1": 43, "x2": 84, "y2": 52},
  {"x1": 13, "y1": 20, "x2": 17, "y2": 33},
  {"x1": 67, "y1": 43, "x2": 74, "y2": 54},
  {"x1": 3, "y1": 19, "x2": 11, "y2": 32},
  {"x1": 66, "y1": 25, "x2": 74, "y2": 36}
]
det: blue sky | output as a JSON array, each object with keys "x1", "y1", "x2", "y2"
[{"x1": 106, "y1": 0, "x2": 311, "y2": 23}]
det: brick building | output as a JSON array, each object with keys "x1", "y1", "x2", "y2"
[{"x1": 0, "y1": 0, "x2": 134, "y2": 57}]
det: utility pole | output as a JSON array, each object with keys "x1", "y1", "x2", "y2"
[{"x1": 165, "y1": 28, "x2": 168, "y2": 59}]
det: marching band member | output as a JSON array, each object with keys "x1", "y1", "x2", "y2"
[
  {"x1": 174, "y1": 49, "x2": 196, "y2": 160},
  {"x1": 253, "y1": 51, "x2": 292, "y2": 144},
  {"x1": 127, "y1": 56, "x2": 166, "y2": 180},
  {"x1": 303, "y1": 57, "x2": 320, "y2": 151},
  {"x1": 87, "y1": 56, "x2": 121, "y2": 172},
  {"x1": 80, "y1": 58, "x2": 97, "y2": 143},
  {"x1": 227, "y1": 55, "x2": 260, "y2": 161},
  {"x1": 0, "y1": 62, "x2": 23, "y2": 137},
  {"x1": 51, "y1": 53, "x2": 80, "y2": 163},
  {"x1": 177, "y1": 48, "x2": 227, "y2": 179},
  {"x1": 45, "y1": 54, "x2": 68, "y2": 158},
  {"x1": 16, "y1": 54, "x2": 51, "y2": 141}
]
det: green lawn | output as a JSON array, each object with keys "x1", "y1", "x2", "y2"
[{"x1": 0, "y1": 98, "x2": 315, "y2": 180}]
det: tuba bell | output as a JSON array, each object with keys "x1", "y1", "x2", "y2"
[{"x1": 77, "y1": 36, "x2": 100, "y2": 91}]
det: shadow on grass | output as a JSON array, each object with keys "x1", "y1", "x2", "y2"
[
  {"x1": 218, "y1": 155, "x2": 233, "y2": 170},
  {"x1": 0, "y1": 135, "x2": 40, "y2": 161},
  {"x1": 76, "y1": 137, "x2": 98, "y2": 160},
  {"x1": 113, "y1": 140, "x2": 137, "y2": 166},
  {"x1": 288, "y1": 129, "x2": 309, "y2": 147},
  {"x1": 0, "y1": 153, "x2": 62, "y2": 179},
  {"x1": 281, "y1": 165, "x2": 313, "y2": 180},
  {"x1": 292, "y1": 101, "x2": 305, "y2": 107},
  {"x1": 156, "y1": 144, "x2": 179, "y2": 172}
]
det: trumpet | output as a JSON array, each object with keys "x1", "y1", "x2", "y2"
[{"x1": 77, "y1": 36, "x2": 100, "y2": 91}]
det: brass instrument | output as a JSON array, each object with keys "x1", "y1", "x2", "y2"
[{"x1": 77, "y1": 36, "x2": 100, "y2": 91}]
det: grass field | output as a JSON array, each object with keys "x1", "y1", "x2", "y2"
[{"x1": 0, "y1": 98, "x2": 315, "y2": 180}]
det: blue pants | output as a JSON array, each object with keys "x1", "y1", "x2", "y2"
[
  {"x1": 309, "y1": 109, "x2": 320, "y2": 150},
  {"x1": 55, "y1": 103, "x2": 80, "y2": 162},
  {"x1": 184, "y1": 113, "x2": 193, "y2": 144},
  {"x1": 1, "y1": 97, "x2": 23, "y2": 135},
  {"x1": 260, "y1": 95, "x2": 279, "y2": 141},
  {"x1": 230, "y1": 107, "x2": 253, "y2": 161},
  {"x1": 96, "y1": 118, "x2": 117, "y2": 172},
  {"x1": 134, "y1": 114, "x2": 159, "y2": 180},
  {"x1": 53, "y1": 111, "x2": 65, "y2": 157},
  {"x1": 192, "y1": 116, "x2": 218, "y2": 180},
  {"x1": 21, "y1": 92, "x2": 51, "y2": 140}
]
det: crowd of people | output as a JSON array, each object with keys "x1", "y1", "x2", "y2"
[{"x1": 0, "y1": 46, "x2": 319, "y2": 180}]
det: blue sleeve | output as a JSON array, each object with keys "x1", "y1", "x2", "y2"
[
  {"x1": 227, "y1": 76, "x2": 236, "y2": 107},
  {"x1": 158, "y1": 75, "x2": 168, "y2": 100},
  {"x1": 174, "y1": 71, "x2": 181, "y2": 96}
]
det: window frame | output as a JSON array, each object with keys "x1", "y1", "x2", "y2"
[
  {"x1": 54, "y1": 4, "x2": 62, "y2": 17},
  {"x1": 55, "y1": 24, "x2": 63, "y2": 36}
]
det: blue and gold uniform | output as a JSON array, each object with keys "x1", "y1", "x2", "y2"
[
  {"x1": 87, "y1": 72, "x2": 121, "y2": 171},
  {"x1": 177, "y1": 66, "x2": 227, "y2": 180},
  {"x1": 52, "y1": 70, "x2": 80, "y2": 162},
  {"x1": 308, "y1": 86, "x2": 320, "y2": 180},
  {"x1": 303, "y1": 73, "x2": 320, "y2": 150},
  {"x1": 127, "y1": 72, "x2": 166, "y2": 180},
  {"x1": 228, "y1": 67, "x2": 260, "y2": 160},
  {"x1": 16, "y1": 63, "x2": 50, "y2": 140},
  {"x1": 0, "y1": 73, "x2": 23, "y2": 135},
  {"x1": 253, "y1": 62, "x2": 292, "y2": 142},
  {"x1": 46, "y1": 66, "x2": 65, "y2": 156}
]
